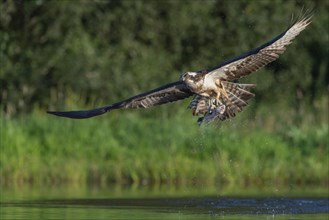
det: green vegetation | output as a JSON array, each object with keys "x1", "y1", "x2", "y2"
[
  {"x1": 1, "y1": 100, "x2": 328, "y2": 186},
  {"x1": 0, "y1": 0, "x2": 328, "y2": 187}
]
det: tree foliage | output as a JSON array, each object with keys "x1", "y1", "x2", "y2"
[{"x1": 1, "y1": 0, "x2": 328, "y2": 117}]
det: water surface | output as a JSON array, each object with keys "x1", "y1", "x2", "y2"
[{"x1": 1, "y1": 185, "x2": 328, "y2": 219}]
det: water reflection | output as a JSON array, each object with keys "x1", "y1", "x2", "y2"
[
  {"x1": 2, "y1": 184, "x2": 328, "y2": 200},
  {"x1": 1, "y1": 184, "x2": 328, "y2": 220},
  {"x1": 3, "y1": 197, "x2": 329, "y2": 214}
]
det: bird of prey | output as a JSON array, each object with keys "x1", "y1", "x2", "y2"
[{"x1": 48, "y1": 14, "x2": 312, "y2": 124}]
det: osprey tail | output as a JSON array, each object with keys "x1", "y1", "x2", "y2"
[
  {"x1": 189, "y1": 82, "x2": 255, "y2": 122},
  {"x1": 221, "y1": 82, "x2": 255, "y2": 117}
]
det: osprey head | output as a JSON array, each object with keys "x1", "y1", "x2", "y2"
[{"x1": 180, "y1": 72, "x2": 204, "y2": 90}]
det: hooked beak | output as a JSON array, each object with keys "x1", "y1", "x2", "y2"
[{"x1": 180, "y1": 73, "x2": 186, "y2": 81}]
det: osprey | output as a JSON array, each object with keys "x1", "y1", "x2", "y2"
[{"x1": 48, "y1": 14, "x2": 312, "y2": 124}]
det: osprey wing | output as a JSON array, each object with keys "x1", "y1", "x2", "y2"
[
  {"x1": 47, "y1": 81, "x2": 192, "y2": 119},
  {"x1": 204, "y1": 14, "x2": 312, "y2": 81}
]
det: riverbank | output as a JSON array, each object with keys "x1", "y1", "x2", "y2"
[{"x1": 1, "y1": 106, "x2": 328, "y2": 187}]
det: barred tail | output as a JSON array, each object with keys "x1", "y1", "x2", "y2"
[
  {"x1": 188, "y1": 82, "x2": 255, "y2": 122},
  {"x1": 221, "y1": 81, "x2": 255, "y2": 117}
]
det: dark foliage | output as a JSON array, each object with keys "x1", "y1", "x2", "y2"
[{"x1": 1, "y1": 0, "x2": 328, "y2": 116}]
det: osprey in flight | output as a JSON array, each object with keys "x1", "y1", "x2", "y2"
[{"x1": 48, "y1": 14, "x2": 312, "y2": 124}]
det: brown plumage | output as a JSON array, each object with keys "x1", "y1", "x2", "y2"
[
  {"x1": 189, "y1": 82, "x2": 255, "y2": 122},
  {"x1": 204, "y1": 15, "x2": 312, "y2": 81}
]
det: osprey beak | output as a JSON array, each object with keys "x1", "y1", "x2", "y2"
[{"x1": 180, "y1": 73, "x2": 186, "y2": 81}]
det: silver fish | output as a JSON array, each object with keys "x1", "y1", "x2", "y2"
[{"x1": 197, "y1": 104, "x2": 227, "y2": 125}]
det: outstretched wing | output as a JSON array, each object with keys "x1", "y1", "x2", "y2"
[
  {"x1": 203, "y1": 14, "x2": 312, "y2": 81},
  {"x1": 47, "y1": 81, "x2": 192, "y2": 119}
]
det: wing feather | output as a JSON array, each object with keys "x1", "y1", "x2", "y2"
[
  {"x1": 47, "y1": 81, "x2": 192, "y2": 119},
  {"x1": 205, "y1": 14, "x2": 312, "y2": 81}
]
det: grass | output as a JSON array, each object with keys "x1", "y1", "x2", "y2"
[{"x1": 0, "y1": 101, "x2": 328, "y2": 187}]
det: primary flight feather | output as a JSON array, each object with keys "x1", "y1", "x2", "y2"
[{"x1": 47, "y1": 14, "x2": 312, "y2": 124}]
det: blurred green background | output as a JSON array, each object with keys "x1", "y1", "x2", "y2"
[{"x1": 0, "y1": 0, "x2": 328, "y2": 188}]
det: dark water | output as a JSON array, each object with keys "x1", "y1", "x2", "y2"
[{"x1": 1, "y1": 185, "x2": 328, "y2": 219}]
